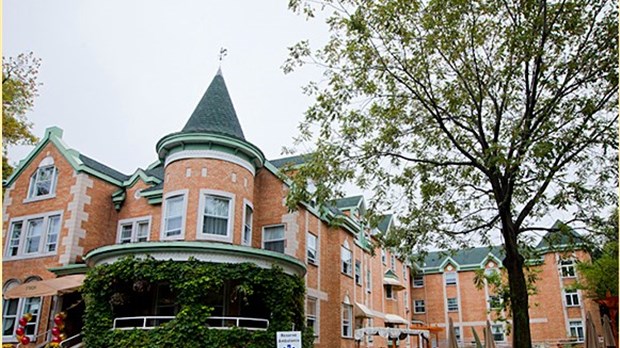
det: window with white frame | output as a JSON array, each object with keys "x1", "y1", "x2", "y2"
[
  {"x1": 355, "y1": 260, "x2": 362, "y2": 285},
  {"x1": 341, "y1": 304, "x2": 353, "y2": 338},
  {"x1": 454, "y1": 326, "x2": 461, "y2": 342},
  {"x1": 569, "y1": 320, "x2": 584, "y2": 342},
  {"x1": 402, "y1": 264, "x2": 407, "y2": 282},
  {"x1": 117, "y1": 217, "x2": 150, "y2": 243},
  {"x1": 2, "y1": 280, "x2": 41, "y2": 341},
  {"x1": 162, "y1": 193, "x2": 185, "y2": 238},
  {"x1": 5, "y1": 212, "x2": 62, "y2": 258},
  {"x1": 263, "y1": 225, "x2": 285, "y2": 253},
  {"x1": 242, "y1": 204, "x2": 253, "y2": 246},
  {"x1": 381, "y1": 250, "x2": 386, "y2": 264},
  {"x1": 491, "y1": 324, "x2": 505, "y2": 341},
  {"x1": 413, "y1": 275, "x2": 424, "y2": 287},
  {"x1": 488, "y1": 295, "x2": 502, "y2": 309},
  {"x1": 341, "y1": 246, "x2": 352, "y2": 276},
  {"x1": 445, "y1": 272, "x2": 457, "y2": 285},
  {"x1": 447, "y1": 297, "x2": 459, "y2": 311},
  {"x1": 27, "y1": 159, "x2": 58, "y2": 200},
  {"x1": 307, "y1": 297, "x2": 318, "y2": 337},
  {"x1": 201, "y1": 194, "x2": 232, "y2": 237},
  {"x1": 404, "y1": 291, "x2": 408, "y2": 308},
  {"x1": 366, "y1": 268, "x2": 372, "y2": 293},
  {"x1": 560, "y1": 259, "x2": 576, "y2": 278},
  {"x1": 307, "y1": 233, "x2": 318, "y2": 264},
  {"x1": 390, "y1": 254, "x2": 396, "y2": 271},
  {"x1": 414, "y1": 299, "x2": 425, "y2": 313},
  {"x1": 564, "y1": 289, "x2": 580, "y2": 307}
]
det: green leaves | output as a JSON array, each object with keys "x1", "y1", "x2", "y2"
[
  {"x1": 82, "y1": 257, "x2": 310, "y2": 348},
  {"x1": 2, "y1": 52, "x2": 41, "y2": 179}
]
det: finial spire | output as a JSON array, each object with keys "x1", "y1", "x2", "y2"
[{"x1": 218, "y1": 47, "x2": 228, "y2": 76}]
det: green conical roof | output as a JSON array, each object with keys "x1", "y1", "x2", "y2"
[{"x1": 182, "y1": 69, "x2": 246, "y2": 140}]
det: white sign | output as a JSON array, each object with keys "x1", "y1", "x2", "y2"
[{"x1": 276, "y1": 331, "x2": 302, "y2": 348}]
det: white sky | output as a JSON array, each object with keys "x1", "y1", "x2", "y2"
[{"x1": 4, "y1": 0, "x2": 328, "y2": 174}]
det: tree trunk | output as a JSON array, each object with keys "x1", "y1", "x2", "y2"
[{"x1": 502, "y1": 222, "x2": 533, "y2": 348}]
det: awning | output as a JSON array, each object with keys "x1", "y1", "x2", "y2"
[
  {"x1": 4, "y1": 275, "x2": 85, "y2": 299},
  {"x1": 355, "y1": 302, "x2": 375, "y2": 318},
  {"x1": 354, "y1": 327, "x2": 430, "y2": 341},
  {"x1": 384, "y1": 314, "x2": 409, "y2": 325},
  {"x1": 383, "y1": 277, "x2": 406, "y2": 290}
]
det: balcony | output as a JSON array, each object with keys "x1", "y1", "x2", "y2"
[{"x1": 112, "y1": 316, "x2": 269, "y2": 331}]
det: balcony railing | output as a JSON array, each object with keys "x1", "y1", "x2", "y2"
[{"x1": 112, "y1": 316, "x2": 269, "y2": 331}]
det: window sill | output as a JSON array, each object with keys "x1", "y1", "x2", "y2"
[
  {"x1": 342, "y1": 272, "x2": 353, "y2": 278},
  {"x1": 308, "y1": 261, "x2": 319, "y2": 267},
  {"x1": 4, "y1": 253, "x2": 57, "y2": 261},
  {"x1": 196, "y1": 233, "x2": 232, "y2": 243},
  {"x1": 23, "y1": 194, "x2": 56, "y2": 203}
]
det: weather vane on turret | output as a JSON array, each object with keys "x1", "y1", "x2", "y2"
[{"x1": 217, "y1": 47, "x2": 228, "y2": 76}]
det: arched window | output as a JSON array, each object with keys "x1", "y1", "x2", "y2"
[
  {"x1": 27, "y1": 156, "x2": 58, "y2": 199},
  {"x1": 2, "y1": 278, "x2": 42, "y2": 342}
]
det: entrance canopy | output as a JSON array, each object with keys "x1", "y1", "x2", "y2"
[
  {"x1": 4, "y1": 275, "x2": 85, "y2": 299},
  {"x1": 354, "y1": 327, "x2": 430, "y2": 341}
]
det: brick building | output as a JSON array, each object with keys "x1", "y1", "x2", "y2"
[
  {"x1": 2, "y1": 71, "x2": 423, "y2": 347},
  {"x1": 410, "y1": 226, "x2": 604, "y2": 348}
]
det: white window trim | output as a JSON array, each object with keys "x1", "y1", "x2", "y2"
[
  {"x1": 3, "y1": 280, "x2": 41, "y2": 342},
  {"x1": 241, "y1": 199, "x2": 253, "y2": 246},
  {"x1": 491, "y1": 323, "x2": 506, "y2": 342},
  {"x1": 262, "y1": 224, "x2": 286, "y2": 253},
  {"x1": 341, "y1": 303, "x2": 353, "y2": 338},
  {"x1": 414, "y1": 299, "x2": 426, "y2": 314},
  {"x1": 341, "y1": 245, "x2": 353, "y2": 276},
  {"x1": 413, "y1": 275, "x2": 424, "y2": 288},
  {"x1": 160, "y1": 189, "x2": 188, "y2": 240},
  {"x1": 560, "y1": 259, "x2": 577, "y2": 278},
  {"x1": 116, "y1": 216, "x2": 152, "y2": 244},
  {"x1": 568, "y1": 320, "x2": 585, "y2": 342},
  {"x1": 390, "y1": 254, "x2": 396, "y2": 271},
  {"x1": 307, "y1": 232, "x2": 318, "y2": 265},
  {"x1": 307, "y1": 296, "x2": 319, "y2": 338},
  {"x1": 355, "y1": 259, "x2": 362, "y2": 285},
  {"x1": 563, "y1": 289, "x2": 581, "y2": 307},
  {"x1": 24, "y1": 160, "x2": 58, "y2": 203},
  {"x1": 4, "y1": 210, "x2": 64, "y2": 260},
  {"x1": 196, "y1": 189, "x2": 235, "y2": 243},
  {"x1": 447, "y1": 297, "x2": 459, "y2": 312},
  {"x1": 445, "y1": 271, "x2": 458, "y2": 286}
]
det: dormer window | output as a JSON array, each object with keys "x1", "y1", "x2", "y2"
[{"x1": 27, "y1": 157, "x2": 58, "y2": 200}]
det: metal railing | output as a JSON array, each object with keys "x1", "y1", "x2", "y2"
[
  {"x1": 112, "y1": 315, "x2": 269, "y2": 331},
  {"x1": 60, "y1": 332, "x2": 83, "y2": 347}
]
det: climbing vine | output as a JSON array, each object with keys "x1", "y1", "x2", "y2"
[{"x1": 82, "y1": 256, "x2": 313, "y2": 348}]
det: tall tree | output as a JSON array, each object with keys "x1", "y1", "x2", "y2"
[
  {"x1": 3, "y1": 52, "x2": 41, "y2": 180},
  {"x1": 284, "y1": 0, "x2": 617, "y2": 346}
]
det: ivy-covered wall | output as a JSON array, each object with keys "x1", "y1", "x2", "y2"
[{"x1": 82, "y1": 257, "x2": 313, "y2": 348}]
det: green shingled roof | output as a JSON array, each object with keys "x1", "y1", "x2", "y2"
[
  {"x1": 535, "y1": 220, "x2": 585, "y2": 249},
  {"x1": 269, "y1": 154, "x2": 310, "y2": 168},
  {"x1": 181, "y1": 70, "x2": 245, "y2": 140},
  {"x1": 78, "y1": 154, "x2": 129, "y2": 182},
  {"x1": 419, "y1": 246, "x2": 504, "y2": 270},
  {"x1": 377, "y1": 214, "x2": 393, "y2": 233},
  {"x1": 335, "y1": 195, "x2": 364, "y2": 209}
]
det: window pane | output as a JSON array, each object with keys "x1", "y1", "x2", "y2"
[
  {"x1": 35, "y1": 166, "x2": 54, "y2": 196},
  {"x1": 264, "y1": 226, "x2": 285, "y2": 240},
  {"x1": 45, "y1": 215, "x2": 61, "y2": 252},
  {"x1": 136, "y1": 222, "x2": 149, "y2": 241},
  {"x1": 204, "y1": 196, "x2": 229, "y2": 217},
  {"x1": 165, "y1": 196, "x2": 184, "y2": 236},
  {"x1": 8, "y1": 222, "x2": 22, "y2": 256},
  {"x1": 26, "y1": 218, "x2": 44, "y2": 253},
  {"x1": 243, "y1": 206, "x2": 253, "y2": 245}
]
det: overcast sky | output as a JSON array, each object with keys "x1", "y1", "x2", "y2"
[{"x1": 4, "y1": 1, "x2": 328, "y2": 174}]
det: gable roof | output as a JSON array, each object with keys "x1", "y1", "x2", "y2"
[
  {"x1": 535, "y1": 220, "x2": 586, "y2": 250},
  {"x1": 335, "y1": 195, "x2": 364, "y2": 209},
  {"x1": 417, "y1": 246, "x2": 505, "y2": 272},
  {"x1": 269, "y1": 154, "x2": 310, "y2": 169},
  {"x1": 4, "y1": 126, "x2": 129, "y2": 188},
  {"x1": 181, "y1": 70, "x2": 245, "y2": 140},
  {"x1": 78, "y1": 154, "x2": 129, "y2": 182},
  {"x1": 377, "y1": 214, "x2": 393, "y2": 233}
]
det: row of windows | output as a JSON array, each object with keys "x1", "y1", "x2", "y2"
[{"x1": 6, "y1": 212, "x2": 62, "y2": 258}]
